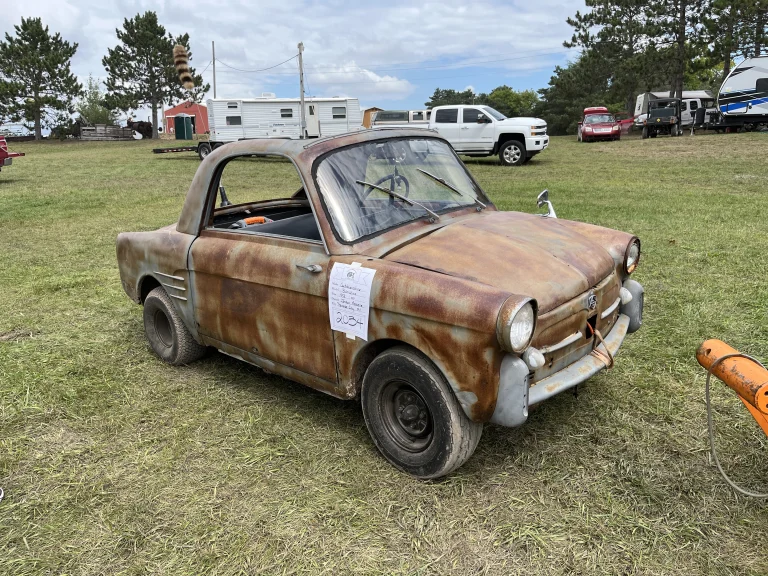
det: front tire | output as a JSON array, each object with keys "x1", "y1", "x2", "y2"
[
  {"x1": 642, "y1": 126, "x2": 648, "y2": 139},
  {"x1": 361, "y1": 347, "x2": 483, "y2": 479},
  {"x1": 143, "y1": 287, "x2": 207, "y2": 365},
  {"x1": 499, "y1": 140, "x2": 525, "y2": 166}
]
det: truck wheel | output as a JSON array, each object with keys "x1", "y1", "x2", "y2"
[
  {"x1": 361, "y1": 346, "x2": 483, "y2": 479},
  {"x1": 143, "y1": 287, "x2": 207, "y2": 365},
  {"x1": 641, "y1": 127, "x2": 648, "y2": 139},
  {"x1": 211, "y1": 142, "x2": 222, "y2": 150},
  {"x1": 198, "y1": 143, "x2": 212, "y2": 160},
  {"x1": 650, "y1": 132, "x2": 657, "y2": 138},
  {"x1": 499, "y1": 140, "x2": 525, "y2": 166}
]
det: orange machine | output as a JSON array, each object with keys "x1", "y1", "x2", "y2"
[{"x1": 696, "y1": 339, "x2": 768, "y2": 497}]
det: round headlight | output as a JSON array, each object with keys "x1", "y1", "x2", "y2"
[
  {"x1": 509, "y1": 303, "x2": 535, "y2": 351},
  {"x1": 497, "y1": 299, "x2": 537, "y2": 353},
  {"x1": 625, "y1": 239, "x2": 641, "y2": 274}
]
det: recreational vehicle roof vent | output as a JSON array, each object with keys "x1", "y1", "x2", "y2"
[{"x1": 261, "y1": 92, "x2": 276, "y2": 98}]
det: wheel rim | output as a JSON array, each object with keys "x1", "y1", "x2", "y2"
[
  {"x1": 503, "y1": 145, "x2": 521, "y2": 164},
  {"x1": 153, "y1": 309, "x2": 173, "y2": 348},
  {"x1": 200, "y1": 146, "x2": 210, "y2": 157},
  {"x1": 379, "y1": 380, "x2": 433, "y2": 452}
]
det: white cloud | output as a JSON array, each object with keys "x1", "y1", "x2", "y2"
[{"x1": 1, "y1": 0, "x2": 585, "y2": 115}]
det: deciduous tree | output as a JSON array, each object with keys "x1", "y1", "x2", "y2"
[
  {"x1": 76, "y1": 76, "x2": 118, "y2": 126},
  {"x1": 0, "y1": 17, "x2": 82, "y2": 140}
]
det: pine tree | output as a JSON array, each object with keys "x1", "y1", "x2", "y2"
[
  {"x1": 0, "y1": 17, "x2": 82, "y2": 140},
  {"x1": 102, "y1": 11, "x2": 208, "y2": 139}
]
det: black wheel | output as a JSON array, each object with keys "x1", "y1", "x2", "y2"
[
  {"x1": 641, "y1": 126, "x2": 648, "y2": 139},
  {"x1": 198, "y1": 142, "x2": 212, "y2": 160},
  {"x1": 143, "y1": 287, "x2": 207, "y2": 365},
  {"x1": 499, "y1": 140, "x2": 525, "y2": 166},
  {"x1": 361, "y1": 346, "x2": 483, "y2": 479},
  {"x1": 650, "y1": 132, "x2": 657, "y2": 138},
  {"x1": 211, "y1": 142, "x2": 223, "y2": 150}
]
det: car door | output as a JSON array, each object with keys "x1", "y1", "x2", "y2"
[
  {"x1": 187, "y1": 156, "x2": 338, "y2": 383},
  {"x1": 460, "y1": 108, "x2": 495, "y2": 151},
  {"x1": 680, "y1": 100, "x2": 692, "y2": 125},
  {"x1": 433, "y1": 108, "x2": 461, "y2": 149}
]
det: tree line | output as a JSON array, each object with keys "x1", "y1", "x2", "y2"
[
  {"x1": 0, "y1": 12, "x2": 208, "y2": 140},
  {"x1": 426, "y1": 0, "x2": 767, "y2": 135}
]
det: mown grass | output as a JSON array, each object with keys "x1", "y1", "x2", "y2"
[{"x1": 1, "y1": 133, "x2": 767, "y2": 575}]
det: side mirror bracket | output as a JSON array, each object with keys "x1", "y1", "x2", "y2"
[{"x1": 537, "y1": 189, "x2": 557, "y2": 218}]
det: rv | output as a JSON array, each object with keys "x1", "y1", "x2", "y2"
[
  {"x1": 205, "y1": 96, "x2": 362, "y2": 153},
  {"x1": 634, "y1": 91, "x2": 717, "y2": 127},
  {"x1": 717, "y1": 56, "x2": 768, "y2": 122}
]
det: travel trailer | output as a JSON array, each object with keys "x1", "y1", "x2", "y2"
[
  {"x1": 206, "y1": 95, "x2": 362, "y2": 148},
  {"x1": 717, "y1": 56, "x2": 768, "y2": 121}
]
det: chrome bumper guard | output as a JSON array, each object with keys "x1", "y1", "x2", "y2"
[{"x1": 490, "y1": 313, "x2": 630, "y2": 428}]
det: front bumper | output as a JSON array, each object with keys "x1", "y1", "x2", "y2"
[
  {"x1": 525, "y1": 135, "x2": 549, "y2": 153},
  {"x1": 490, "y1": 313, "x2": 631, "y2": 428}
]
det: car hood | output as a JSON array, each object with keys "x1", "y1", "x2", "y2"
[
  {"x1": 383, "y1": 211, "x2": 615, "y2": 312},
  {"x1": 498, "y1": 117, "x2": 546, "y2": 126}
]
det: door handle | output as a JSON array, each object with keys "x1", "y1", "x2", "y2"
[
  {"x1": 461, "y1": 126, "x2": 469, "y2": 130},
  {"x1": 296, "y1": 264, "x2": 323, "y2": 273}
]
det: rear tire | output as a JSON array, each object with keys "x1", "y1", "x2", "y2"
[
  {"x1": 361, "y1": 346, "x2": 483, "y2": 479},
  {"x1": 642, "y1": 126, "x2": 648, "y2": 139},
  {"x1": 143, "y1": 287, "x2": 207, "y2": 365},
  {"x1": 499, "y1": 140, "x2": 525, "y2": 166},
  {"x1": 198, "y1": 142, "x2": 212, "y2": 160}
]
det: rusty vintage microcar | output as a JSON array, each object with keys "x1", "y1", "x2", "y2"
[{"x1": 117, "y1": 129, "x2": 644, "y2": 478}]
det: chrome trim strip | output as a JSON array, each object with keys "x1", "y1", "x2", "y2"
[
  {"x1": 155, "y1": 271, "x2": 185, "y2": 281},
  {"x1": 601, "y1": 296, "x2": 621, "y2": 319},
  {"x1": 169, "y1": 294, "x2": 188, "y2": 301},
  {"x1": 539, "y1": 331, "x2": 583, "y2": 354},
  {"x1": 161, "y1": 282, "x2": 186, "y2": 292}
]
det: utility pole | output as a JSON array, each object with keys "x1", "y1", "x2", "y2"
[
  {"x1": 212, "y1": 40, "x2": 217, "y2": 98},
  {"x1": 298, "y1": 42, "x2": 306, "y2": 139}
]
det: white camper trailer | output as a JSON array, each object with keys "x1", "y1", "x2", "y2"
[
  {"x1": 634, "y1": 91, "x2": 717, "y2": 126},
  {"x1": 206, "y1": 96, "x2": 362, "y2": 147},
  {"x1": 718, "y1": 56, "x2": 768, "y2": 120}
]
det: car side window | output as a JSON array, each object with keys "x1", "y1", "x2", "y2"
[
  {"x1": 462, "y1": 108, "x2": 485, "y2": 123},
  {"x1": 756, "y1": 78, "x2": 768, "y2": 91},
  {"x1": 206, "y1": 155, "x2": 321, "y2": 242},
  {"x1": 681, "y1": 102, "x2": 688, "y2": 111},
  {"x1": 689, "y1": 101, "x2": 698, "y2": 110},
  {"x1": 435, "y1": 109, "x2": 458, "y2": 123}
]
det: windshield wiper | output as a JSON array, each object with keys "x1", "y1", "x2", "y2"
[
  {"x1": 356, "y1": 180, "x2": 440, "y2": 222},
  {"x1": 416, "y1": 169, "x2": 486, "y2": 210}
]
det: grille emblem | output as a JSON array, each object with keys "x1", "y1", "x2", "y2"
[{"x1": 587, "y1": 293, "x2": 597, "y2": 311}]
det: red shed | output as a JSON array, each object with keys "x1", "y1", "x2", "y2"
[{"x1": 163, "y1": 101, "x2": 209, "y2": 135}]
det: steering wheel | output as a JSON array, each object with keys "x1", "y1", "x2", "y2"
[{"x1": 361, "y1": 172, "x2": 411, "y2": 200}]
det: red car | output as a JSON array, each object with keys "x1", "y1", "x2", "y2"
[
  {"x1": 577, "y1": 107, "x2": 621, "y2": 142},
  {"x1": 0, "y1": 136, "x2": 24, "y2": 172}
]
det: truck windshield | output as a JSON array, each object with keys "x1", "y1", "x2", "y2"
[
  {"x1": 315, "y1": 138, "x2": 487, "y2": 242},
  {"x1": 482, "y1": 106, "x2": 507, "y2": 121}
]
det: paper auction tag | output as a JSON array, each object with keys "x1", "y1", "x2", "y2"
[{"x1": 329, "y1": 262, "x2": 376, "y2": 341}]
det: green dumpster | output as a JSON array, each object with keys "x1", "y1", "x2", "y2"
[{"x1": 174, "y1": 114, "x2": 193, "y2": 140}]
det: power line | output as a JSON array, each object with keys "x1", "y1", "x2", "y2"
[
  {"x1": 198, "y1": 60, "x2": 213, "y2": 75},
  {"x1": 214, "y1": 54, "x2": 298, "y2": 73},
  {"x1": 307, "y1": 50, "x2": 578, "y2": 85},
  {"x1": 197, "y1": 47, "x2": 578, "y2": 77}
]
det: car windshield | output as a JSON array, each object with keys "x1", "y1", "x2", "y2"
[
  {"x1": 482, "y1": 106, "x2": 507, "y2": 121},
  {"x1": 315, "y1": 138, "x2": 487, "y2": 242},
  {"x1": 585, "y1": 114, "x2": 615, "y2": 124}
]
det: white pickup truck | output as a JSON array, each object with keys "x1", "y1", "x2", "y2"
[{"x1": 372, "y1": 105, "x2": 549, "y2": 166}]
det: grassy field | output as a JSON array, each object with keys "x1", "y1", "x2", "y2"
[{"x1": 1, "y1": 133, "x2": 767, "y2": 575}]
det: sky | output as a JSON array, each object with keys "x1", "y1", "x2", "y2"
[{"x1": 1, "y1": 0, "x2": 587, "y2": 124}]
